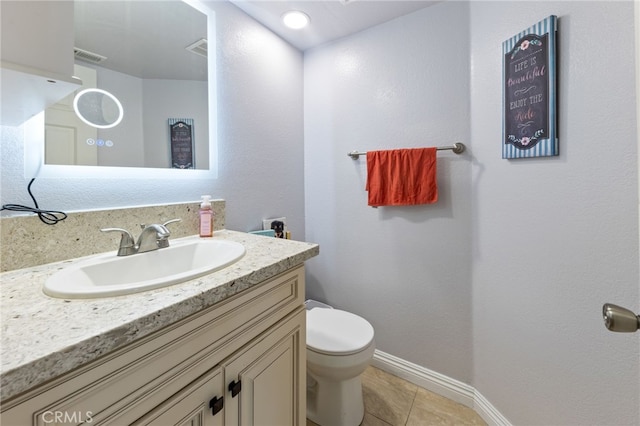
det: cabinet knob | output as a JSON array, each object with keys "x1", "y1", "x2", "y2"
[
  {"x1": 209, "y1": 395, "x2": 224, "y2": 416},
  {"x1": 228, "y1": 379, "x2": 242, "y2": 397}
]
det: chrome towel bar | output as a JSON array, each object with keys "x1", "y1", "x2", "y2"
[{"x1": 347, "y1": 143, "x2": 466, "y2": 159}]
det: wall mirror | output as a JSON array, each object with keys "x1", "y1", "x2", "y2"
[{"x1": 25, "y1": 0, "x2": 217, "y2": 179}]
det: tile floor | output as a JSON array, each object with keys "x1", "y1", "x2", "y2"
[{"x1": 307, "y1": 366, "x2": 487, "y2": 426}]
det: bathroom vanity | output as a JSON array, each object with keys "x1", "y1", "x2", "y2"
[{"x1": 0, "y1": 231, "x2": 319, "y2": 425}]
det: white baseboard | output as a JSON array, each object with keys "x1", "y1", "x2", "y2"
[
  {"x1": 371, "y1": 350, "x2": 512, "y2": 426},
  {"x1": 473, "y1": 389, "x2": 512, "y2": 426}
]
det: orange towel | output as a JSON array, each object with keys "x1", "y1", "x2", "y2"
[{"x1": 365, "y1": 147, "x2": 438, "y2": 207}]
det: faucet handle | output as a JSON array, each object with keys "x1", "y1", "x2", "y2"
[
  {"x1": 163, "y1": 218, "x2": 182, "y2": 227},
  {"x1": 100, "y1": 228, "x2": 136, "y2": 256},
  {"x1": 139, "y1": 219, "x2": 180, "y2": 230},
  {"x1": 100, "y1": 227, "x2": 134, "y2": 243},
  {"x1": 149, "y1": 220, "x2": 179, "y2": 250}
]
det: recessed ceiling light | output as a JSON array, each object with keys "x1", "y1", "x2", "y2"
[{"x1": 282, "y1": 11, "x2": 310, "y2": 30}]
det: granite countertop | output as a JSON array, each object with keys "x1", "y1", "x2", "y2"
[{"x1": 0, "y1": 230, "x2": 319, "y2": 402}]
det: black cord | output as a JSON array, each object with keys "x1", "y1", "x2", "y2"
[{"x1": 1, "y1": 178, "x2": 68, "y2": 225}]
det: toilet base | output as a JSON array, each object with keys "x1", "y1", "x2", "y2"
[{"x1": 306, "y1": 373, "x2": 365, "y2": 426}]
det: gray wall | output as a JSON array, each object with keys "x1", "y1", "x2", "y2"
[
  {"x1": 470, "y1": 1, "x2": 638, "y2": 424},
  {"x1": 0, "y1": 0, "x2": 306, "y2": 237},
  {"x1": 304, "y1": 1, "x2": 639, "y2": 424},
  {"x1": 304, "y1": 0, "x2": 474, "y2": 384}
]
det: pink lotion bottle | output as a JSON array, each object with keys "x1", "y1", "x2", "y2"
[{"x1": 199, "y1": 195, "x2": 213, "y2": 237}]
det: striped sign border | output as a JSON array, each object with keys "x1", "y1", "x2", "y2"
[{"x1": 502, "y1": 15, "x2": 558, "y2": 159}]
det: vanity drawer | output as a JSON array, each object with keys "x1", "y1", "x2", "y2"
[{"x1": 0, "y1": 266, "x2": 304, "y2": 425}]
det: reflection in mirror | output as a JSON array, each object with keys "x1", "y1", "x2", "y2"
[
  {"x1": 43, "y1": 0, "x2": 211, "y2": 170},
  {"x1": 73, "y1": 88, "x2": 124, "y2": 129}
]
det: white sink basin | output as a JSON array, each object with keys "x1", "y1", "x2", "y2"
[{"x1": 43, "y1": 239, "x2": 246, "y2": 299}]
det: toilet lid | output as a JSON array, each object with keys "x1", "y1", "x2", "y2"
[{"x1": 307, "y1": 308, "x2": 374, "y2": 355}]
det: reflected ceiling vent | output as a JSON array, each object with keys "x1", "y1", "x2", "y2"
[
  {"x1": 186, "y1": 39, "x2": 208, "y2": 58},
  {"x1": 74, "y1": 47, "x2": 107, "y2": 64}
]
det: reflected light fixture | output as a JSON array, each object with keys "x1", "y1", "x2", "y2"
[
  {"x1": 73, "y1": 88, "x2": 124, "y2": 129},
  {"x1": 282, "y1": 10, "x2": 310, "y2": 30}
]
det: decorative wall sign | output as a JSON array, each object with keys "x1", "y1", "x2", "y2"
[
  {"x1": 503, "y1": 15, "x2": 558, "y2": 159},
  {"x1": 169, "y1": 118, "x2": 195, "y2": 169}
]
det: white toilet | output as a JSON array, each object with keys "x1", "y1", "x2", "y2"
[{"x1": 305, "y1": 301, "x2": 375, "y2": 426}]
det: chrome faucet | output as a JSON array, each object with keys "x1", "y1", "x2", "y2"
[
  {"x1": 136, "y1": 223, "x2": 171, "y2": 253},
  {"x1": 101, "y1": 219, "x2": 181, "y2": 256}
]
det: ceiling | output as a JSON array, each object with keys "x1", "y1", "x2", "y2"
[
  {"x1": 229, "y1": 0, "x2": 442, "y2": 51},
  {"x1": 74, "y1": 1, "x2": 208, "y2": 80},
  {"x1": 72, "y1": 0, "x2": 441, "y2": 81}
]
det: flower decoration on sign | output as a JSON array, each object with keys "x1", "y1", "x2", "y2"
[
  {"x1": 507, "y1": 129, "x2": 545, "y2": 147},
  {"x1": 511, "y1": 38, "x2": 543, "y2": 59}
]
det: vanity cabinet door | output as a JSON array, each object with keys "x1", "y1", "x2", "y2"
[
  {"x1": 130, "y1": 307, "x2": 305, "y2": 426},
  {"x1": 223, "y1": 308, "x2": 306, "y2": 426},
  {"x1": 132, "y1": 366, "x2": 225, "y2": 426}
]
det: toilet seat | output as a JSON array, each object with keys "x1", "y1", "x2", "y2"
[{"x1": 307, "y1": 308, "x2": 374, "y2": 356}]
